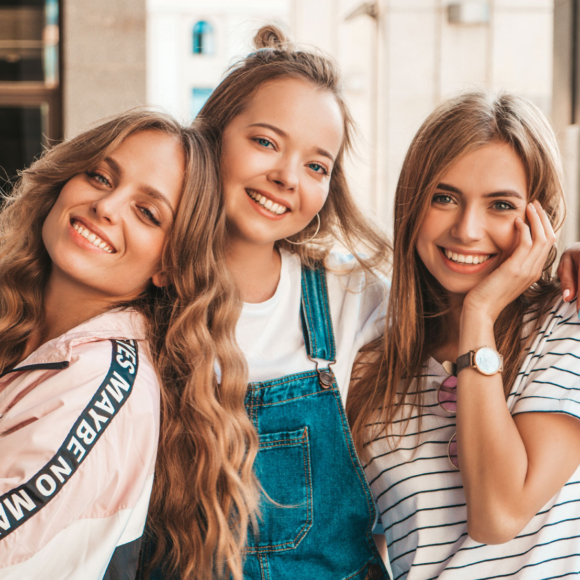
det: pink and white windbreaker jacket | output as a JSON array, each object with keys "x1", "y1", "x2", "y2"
[{"x1": 0, "y1": 309, "x2": 160, "y2": 580}]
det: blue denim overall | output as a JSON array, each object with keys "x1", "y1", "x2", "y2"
[
  {"x1": 242, "y1": 264, "x2": 388, "y2": 580},
  {"x1": 138, "y1": 265, "x2": 388, "y2": 580}
]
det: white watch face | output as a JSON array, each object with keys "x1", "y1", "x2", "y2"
[{"x1": 474, "y1": 347, "x2": 501, "y2": 375}]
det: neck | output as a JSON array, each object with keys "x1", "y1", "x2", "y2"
[
  {"x1": 23, "y1": 270, "x2": 121, "y2": 361},
  {"x1": 447, "y1": 294, "x2": 464, "y2": 335},
  {"x1": 430, "y1": 294, "x2": 464, "y2": 364},
  {"x1": 226, "y1": 238, "x2": 282, "y2": 303}
]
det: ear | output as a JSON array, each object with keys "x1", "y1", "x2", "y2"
[{"x1": 151, "y1": 271, "x2": 169, "y2": 288}]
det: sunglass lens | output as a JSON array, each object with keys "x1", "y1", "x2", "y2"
[
  {"x1": 448, "y1": 434, "x2": 459, "y2": 470},
  {"x1": 438, "y1": 375, "x2": 457, "y2": 413}
]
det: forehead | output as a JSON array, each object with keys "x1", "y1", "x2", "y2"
[
  {"x1": 110, "y1": 130, "x2": 186, "y2": 206},
  {"x1": 234, "y1": 77, "x2": 344, "y2": 156},
  {"x1": 112, "y1": 130, "x2": 181, "y2": 160},
  {"x1": 440, "y1": 141, "x2": 527, "y2": 195}
]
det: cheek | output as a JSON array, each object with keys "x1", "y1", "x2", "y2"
[
  {"x1": 220, "y1": 150, "x2": 253, "y2": 202},
  {"x1": 41, "y1": 196, "x2": 66, "y2": 254},
  {"x1": 415, "y1": 231, "x2": 433, "y2": 269},
  {"x1": 495, "y1": 219, "x2": 520, "y2": 259},
  {"x1": 130, "y1": 231, "x2": 166, "y2": 273},
  {"x1": 303, "y1": 182, "x2": 330, "y2": 215},
  {"x1": 41, "y1": 213, "x2": 54, "y2": 254},
  {"x1": 221, "y1": 139, "x2": 257, "y2": 180},
  {"x1": 416, "y1": 211, "x2": 441, "y2": 255}
]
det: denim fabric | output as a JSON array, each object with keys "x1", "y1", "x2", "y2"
[
  {"x1": 137, "y1": 265, "x2": 389, "y2": 580},
  {"x1": 243, "y1": 265, "x2": 388, "y2": 580}
]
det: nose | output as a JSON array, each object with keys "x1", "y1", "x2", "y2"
[
  {"x1": 90, "y1": 189, "x2": 126, "y2": 224},
  {"x1": 267, "y1": 155, "x2": 299, "y2": 191},
  {"x1": 450, "y1": 204, "x2": 484, "y2": 243}
]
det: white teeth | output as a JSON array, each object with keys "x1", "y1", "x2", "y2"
[
  {"x1": 246, "y1": 189, "x2": 288, "y2": 216},
  {"x1": 443, "y1": 248, "x2": 491, "y2": 265},
  {"x1": 72, "y1": 220, "x2": 114, "y2": 253}
]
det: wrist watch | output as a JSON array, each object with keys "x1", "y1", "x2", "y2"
[{"x1": 456, "y1": 346, "x2": 503, "y2": 376}]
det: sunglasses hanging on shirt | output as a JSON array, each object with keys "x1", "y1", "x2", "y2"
[{"x1": 438, "y1": 363, "x2": 459, "y2": 470}]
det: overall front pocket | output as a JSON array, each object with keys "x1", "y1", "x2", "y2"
[{"x1": 246, "y1": 426, "x2": 313, "y2": 553}]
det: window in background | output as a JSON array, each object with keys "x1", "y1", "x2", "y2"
[
  {"x1": 0, "y1": 0, "x2": 61, "y2": 189},
  {"x1": 192, "y1": 20, "x2": 214, "y2": 55},
  {"x1": 191, "y1": 87, "x2": 213, "y2": 120},
  {"x1": 0, "y1": 105, "x2": 44, "y2": 181}
]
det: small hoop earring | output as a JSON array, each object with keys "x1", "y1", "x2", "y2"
[{"x1": 284, "y1": 213, "x2": 321, "y2": 245}]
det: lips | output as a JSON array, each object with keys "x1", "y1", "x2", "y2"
[
  {"x1": 441, "y1": 247, "x2": 493, "y2": 265},
  {"x1": 245, "y1": 189, "x2": 289, "y2": 216},
  {"x1": 70, "y1": 218, "x2": 116, "y2": 253}
]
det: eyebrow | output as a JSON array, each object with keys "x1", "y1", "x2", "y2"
[
  {"x1": 247, "y1": 122, "x2": 336, "y2": 163},
  {"x1": 435, "y1": 182, "x2": 525, "y2": 200},
  {"x1": 104, "y1": 157, "x2": 176, "y2": 217}
]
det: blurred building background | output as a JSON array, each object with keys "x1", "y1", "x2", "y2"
[{"x1": 1, "y1": 0, "x2": 579, "y2": 242}]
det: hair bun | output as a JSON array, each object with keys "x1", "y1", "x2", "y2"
[{"x1": 253, "y1": 25, "x2": 290, "y2": 50}]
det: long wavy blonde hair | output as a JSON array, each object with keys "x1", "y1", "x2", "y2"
[
  {"x1": 149, "y1": 23, "x2": 393, "y2": 580},
  {"x1": 0, "y1": 110, "x2": 251, "y2": 580},
  {"x1": 348, "y1": 92, "x2": 565, "y2": 456}
]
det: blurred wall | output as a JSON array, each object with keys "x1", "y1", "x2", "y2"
[
  {"x1": 147, "y1": 0, "x2": 289, "y2": 124},
  {"x1": 62, "y1": 0, "x2": 147, "y2": 138},
  {"x1": 553, "y1": 0, "x2": 580, "y2": 247},
  {"x1": 293, "y1": 0, "x2": 554, "y2": 232}
]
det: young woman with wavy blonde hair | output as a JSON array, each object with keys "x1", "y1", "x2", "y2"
[
  {"x1": 348, "y1": 92, "x2": 580, "y2": 579},
  {"x1": 0, "y1": 109, "x2": 242, "y2": 580}
]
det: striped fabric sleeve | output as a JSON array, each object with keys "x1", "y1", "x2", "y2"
[{"x1": 512, "y1": 298, "x2": 580, "y2": 420}]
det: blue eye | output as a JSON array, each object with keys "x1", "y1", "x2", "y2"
[
  {"x1": 308, "y1": 162, "x2": 328, "y2": 175},
  {"x1": 433, "y1": 193, "x2": 454, "y2": 205},
  {"x1": 138, "y1": 206, "x2": 162, "y2": 226},
  {"x1": 255, "y1": 137, "x2": 274, "y2": 148},
  {"x1": 86, "y1": 171, "x2": 111, "y2": 187},
  {"x1": 493, "y1": 200, "x2": 516, "y2": 211}
]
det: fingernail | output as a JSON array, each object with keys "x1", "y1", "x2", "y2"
[
  {"x1": 563, "y1": 289, "x2": 571, "y2": 301},
  {"x1": 577, "y1": 310, "x2": 580, "y2": 320}
]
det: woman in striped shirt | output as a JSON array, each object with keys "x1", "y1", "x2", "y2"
[{"x1": 348, "y1": 91, "x2": 580, "y2": 580}]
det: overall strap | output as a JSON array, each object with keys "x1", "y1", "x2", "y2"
[{"x1": 300, "y1": 263, "x2": 336, "y2": 363}]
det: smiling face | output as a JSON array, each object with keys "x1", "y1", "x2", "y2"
[
  {"x1": 42, "y1": 129, "x2": 185, "y2": 301},
  {"x1": 416, "y1": 141, "x2": 528, "y2": 297},
  {"x1": 219, "y1": 77, "x2": 344, "y2": 247}
]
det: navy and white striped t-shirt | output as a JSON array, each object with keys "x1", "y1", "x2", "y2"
[{"x1": 365, "y1": 298, "x2": 580, "y2": 580}]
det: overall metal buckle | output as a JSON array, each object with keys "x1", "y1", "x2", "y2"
[{"x1": 308, "y1": 354, "x2": 336, "y2": 389}]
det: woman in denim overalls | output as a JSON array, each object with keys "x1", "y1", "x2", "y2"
[
  {"x1": 140, "y1": 25, "x2": 391, "y2": 580},
  {"x1": 241, "y1": 257, "x2": 388, "y2": 580}
]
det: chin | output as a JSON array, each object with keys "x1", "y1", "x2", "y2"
[
  {"x1": 441, "y1": 282, "x2": 479, "y2": 297},
  {"x1": 431, "y1": 272, "x2": 479, "y2": 297}
]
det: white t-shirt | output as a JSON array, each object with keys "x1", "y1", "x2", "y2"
[
  {"x1": 236, "y1": 249, "x2": 388, "y2": 403},
  {"x1": 366, "y1": 298, "x2": 580, "y2": 580}
]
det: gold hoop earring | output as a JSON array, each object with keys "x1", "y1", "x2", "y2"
[{"x1": 284, "y1": 213, "x2": 321, "y2": 245}]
